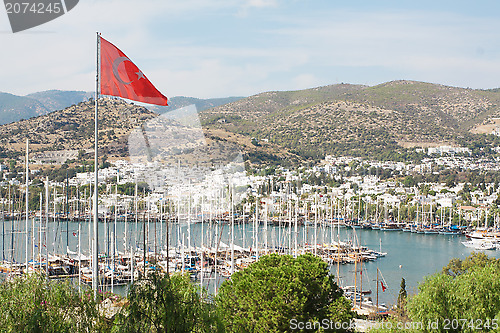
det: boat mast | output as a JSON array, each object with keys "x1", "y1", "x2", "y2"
[
  {"x1": 1, "y1": 189, "x2": 4, "y2": 261},
  {"x1": 45, "y1": 177, "x2": 49, "y2": 280},
  {"x1": 264, "y1": 197, "x2": 268, "y2": 255},
  {"x1": 229, "y1": 184, "x2": 233, "y2": 274},
  {"x1": 66, "y1": 172, "x2": 69, "y2": 253},
  {"x1": 287, "y1": 191, "x2": 291, "y2": 254},
  {"x1": 336, "y1": 199, "x2": 341, "y2": 286},
  {"x1": 159, "y1": 196, "x2": 162, "y2": 260},
  {"x1": 132, "y1": 179, "x2": 138, "y2": 283},
  {"x1": 376, "y1": 267, "x2": 379, "y2": 310},
  {"x1": 165, "y1": 192, "x2": 168, "y2": 277},
  {"x1": 78, "y1": 222, "x2": 81, "y2": 293},
  {"x1": 200, "y1": 193, "x2": 204, "y2": 292},
  {"x1": 255, "y1": 196, "x2": 259, "y2": 261},
  {"x1": 278, "y1": 184, "x2": 282, "y2": 254},
  {"x1": 357, "y1": 196, "x2": 360, "y2": 225},
  {"x1": 294, "y1": 197, "x2": 299, "y2": 258},
  {"x1": 38, "y1": 195, "x2": 42, "y2": 262},
  {"x1": 353, "y1": 251, "x2": 357, "y2": 308},
  {"x1": 314, "y1": 194, "x2": 317, "y2": 255},
  {"x1": 111, "y1": 171, "x2": 118, "y2": 293}
]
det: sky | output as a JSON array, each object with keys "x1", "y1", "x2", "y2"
[{"x1": 1, "y1": 0, "x2": 500, "y2": 99}]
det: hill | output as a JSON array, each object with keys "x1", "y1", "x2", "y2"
[
  {"x1": 2, "y1": 81, "x2": 500, "y2": 166},
  {"x1": 201, "y1": 81, "x2": 500, "y2": 162},
  {"x1": 0, "y1": 98, "x2": 157, "y2": 159},
  {"x1": 0, "y1": 97, "x2": 248, "y2": 166},
  {"x1": 0, "y1": 90, "x2": 93, "y2": 126}
]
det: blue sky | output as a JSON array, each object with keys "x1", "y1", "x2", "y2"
[{"x1": 1, "y1": 0, "x2": 500, "y2": 98}]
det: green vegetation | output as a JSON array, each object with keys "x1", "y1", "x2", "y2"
[
  {"x1": 372, "y1": 253, "x2": 500, "y2": 332},
  {"x1": 0, "y1": 273, "x2": 111, "y2": 332},
  {"x1": 406, "y1": 255, "x2": 500, "y2": 332},
  {"x1": 115, "y1": 272, "x2": 223, "y2": 333},
  {"x1": 0, "y1": 254, "x2": 354, "y2": 332},
  {"x1": 216, "y1": 253, "x2": 355, "y2": 333}
]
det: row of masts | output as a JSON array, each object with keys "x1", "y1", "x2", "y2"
[{"x1": 0, "y1": 175, "x2": 387, "y2": 292}]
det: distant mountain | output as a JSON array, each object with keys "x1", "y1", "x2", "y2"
[
  {"x1": 0, "y1": 92, "x2": 48, "y2": 125},
  {"x1": 148, "y1": 96, "x2": 244, "y2": 114},
  {"x1": 0, "y1": 90, "x2": 92, "y2": 126},
  {"x1": 0, "y1": 90, "x2": 243, "y2": 125},
  {"x1": 26, "y1": 90, "x2": 93, "y2": 113}
]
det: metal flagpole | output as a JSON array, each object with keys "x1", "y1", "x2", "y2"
[
  {"x1": 45, "y1": 176, "x2": 49, "y2": 281},
  {"x1": 93, "y1": 32, "x2": 101, "y2": 298},
  {"x1": 25, "y1": 138, "x2": 29, "y2": 274}
]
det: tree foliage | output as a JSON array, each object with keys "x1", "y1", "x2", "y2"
[
  {"x1": 0, "y1": 273, "x2": 110, "y2": 333},
  {"x1": 405, "y1": 253, "x2": 500, "y2": 332},
  {"x1": 216, "y1": 253, "x2": 354, "y2": 333},
  {"x1": 441, "y1": 252, "x2": 500, "y2": 277},
  {"x1": 397, "y1": 278, "x2": 407, "y2": 314},
  {"x1": 115, "y1": 272, "x2": 223, "y2": 333}
]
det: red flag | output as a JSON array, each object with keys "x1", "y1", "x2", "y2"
[
  {"x1": 73, "y1": 232, "x2": 77, "y2": 237},
  {"x1": 100, "y1": 37, "x2": 168, "y2": 106},
  {"x1": 381, "y1": 281, "x2": 387, "y2": 292}
]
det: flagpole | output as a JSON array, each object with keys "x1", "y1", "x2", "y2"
[
  {"x1": 25, "y1": 138, "x2": 29, "y2": 274},
  {"x1": 93, "y1": 31, "x2": 101, "y2": 298}
]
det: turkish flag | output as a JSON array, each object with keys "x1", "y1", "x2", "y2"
[
  {"x1": 381, "y1": 281, "x2": 387, "y2": 292},
  {"x1": 100, "y1": 37, "x2": 168, "y2": 106}
]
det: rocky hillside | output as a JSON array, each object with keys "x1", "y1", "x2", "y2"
[{"x1": 149, "y1": 96, "x2": 244, "y2": 115}]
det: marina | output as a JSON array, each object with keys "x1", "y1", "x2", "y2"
[{"x1": 1, "y1": 207, "x2": 499, "y2": 309}]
